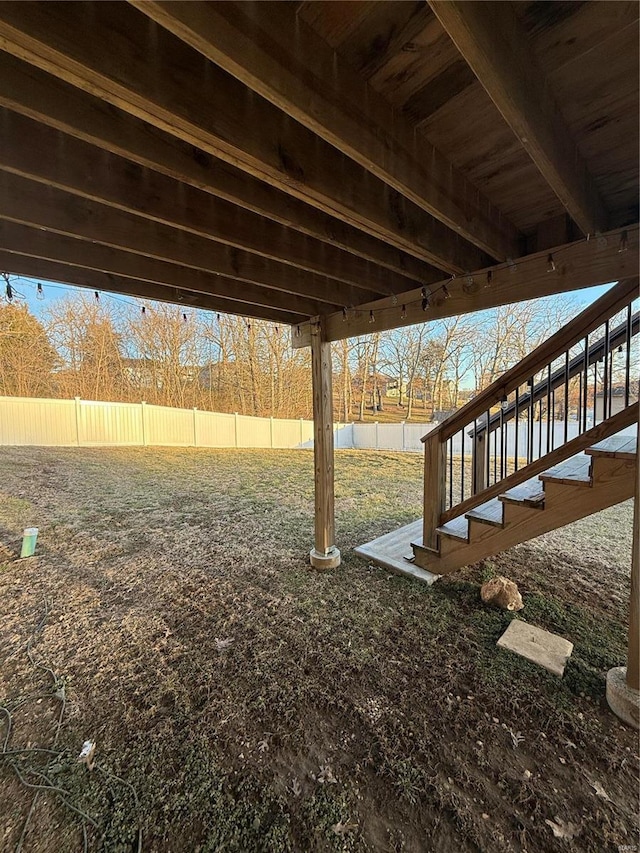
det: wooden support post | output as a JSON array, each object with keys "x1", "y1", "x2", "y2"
[
  {"x1": 627, "y1": 451, "x2": 639, "y2": 690},
  {"x1": 309, "y1": 319, "x2": 340, "y2": 570},
  {"x1": 423, "y1": 433, "x2": 446, "y2": 550}
]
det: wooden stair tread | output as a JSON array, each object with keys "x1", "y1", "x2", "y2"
[
  {"x1": 587, "y1": 433, "x2": 637, "y2": 459},
  {"x1": 499, "y1": 477, "x2": 546, "y2": 506},
  {"x1": 437, "y1": 513, "x2": 469, "y2": 542},
  {"x1": 466, "y1": 497, "x2": 504, "y2": 527},
  {"x1": 355, "y1": 520, "x2": 439, "y2": 584},
  {"x1": 539, "y1": 453, "x2": 592, "y2": 484}
]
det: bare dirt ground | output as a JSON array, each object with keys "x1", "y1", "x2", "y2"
[{"x1": 0, "y1": 446, "x2": 637, "y2": 853}]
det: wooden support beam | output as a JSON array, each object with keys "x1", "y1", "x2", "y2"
[
  {"x1": 429, "y1": 1, "x2": 609, "y2": 236},
  {"x1": 0, "y1": 51, "x2": 437, "y2": 285},
  {"x1": 0, "y1": 109, "x2": 414, "y2": 297},
  {"x1": 0, "y1": 172, "x2": 379, "y2": 308},
  {"x1": 0, "y1": 221, "x2": 326, "y2": 317},
  {"x1": 129, "y1": 0, "x2": 520, "y2": 261},
  {"x1": 292, "y1": 224, "x2": 640, "y2": 347},
  {"x1": 0, "y1": 252, "x2": 305, "y2": 326},
  {"x1": 309, "y1": 319, "x2": 341, "y2": 570},
  {"x1": 628, "y1": 451, "x2": 639, "y2": 691},
  {"x1": 0, "y1": 0, "x2": 493, "y2": 273}
]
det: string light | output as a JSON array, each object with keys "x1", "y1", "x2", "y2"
[
  {"x1": 36, "y1": 282, "x2": 44, "y2": 300},
  {"x1": 141, "y1": 305, "x2": 146, "y2": 316},
  {"x1": 342, "y1": 307, "x2": 348, "y2": 322},
  {"x1": 94, "y1": 291, "x2": 100, "y2": 301},
  {"x1": 547, "y1": 254, "x2": 556, "y2": 272},
  {"x1": 441, "y1": 283, "x2": 450, "y2": 300},
  {"x1": 295, "y1": 325, "x2": 300, "y2": 337},
  {"x1": 484, "y1": 270, "x2": 493, "y2": 289},
  {"x1": 216, "y1": 313, "x2": 221, "y2": 322},
  {"x1": 500, "y1": 394, "x2": 508, "y2": 410},
  {"x1": 5, "y1": 282, "x2": 13, "y2": 301},
  {"x1": 369, "y1": 310, "x2": 375, "y2": 324},
  {"x1": 400, "y1": 304, "x2": 407, "y2": 320},
  {"x1": 619, "y1": 230, "x2": 628, "y2": 253},
  {"x1": 182, "y1": 312, "x2": 188, "y2": 322},
  {"x1": 421, "y1": 287, "x2": 429, "y2": 311}
]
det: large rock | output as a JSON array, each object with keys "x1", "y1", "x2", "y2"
[{"x1": 480, "y1": 576, "x2": 524, "y2": 611}]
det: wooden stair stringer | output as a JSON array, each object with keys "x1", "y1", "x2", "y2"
[{"x1": 413, "y1": 452, "x2": 636, "y2": 575}]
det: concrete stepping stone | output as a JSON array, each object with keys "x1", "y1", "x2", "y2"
[{"x1": 497, "y1": 619, "x2": 573, "y2": 677}]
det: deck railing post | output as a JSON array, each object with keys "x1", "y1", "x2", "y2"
[
  {"x1": 423, "y1": 432, "x2": 446, "y2": 550},
  {"x1": 473, "y1": 432, "x2": 486, "y2": 494},
  {"x1": 309, "y1": 318, "x2": 341, "y2": 570}
]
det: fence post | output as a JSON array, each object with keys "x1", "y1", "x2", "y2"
[
  {"x1": 401, "y1": 421, "x2": 406, "y2": 451},
  {"x1": 193, "y1": 408, "x2": 198, "y2": 447},
  {"x1": 270, "y1": 416, "x2": 274, "y2": 448},
  {"x1": 300, "y1": 418, "x2": 304, "y2": 446},
  {"x1": 74, "y1": 397, "x2": 81, "y2": 446},
  {"x1": 141, "y1": 401, "x2": 147, "y2": 446},
  {"x1": 234, "y1": 412, "x2": 239, "y2": 448},
  {"x1": 375, "y1": 421, "x2": 379, "y2": 450}
]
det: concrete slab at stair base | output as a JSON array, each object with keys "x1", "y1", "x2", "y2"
[
  {"x1": 606, "y1": 666, "x2": 640, "y2": 730},
  {"x1": 355, "y1": 520, "x2": 439, "y2": 585},
  {"x1": 497, "y1": 619, "x2": 574, "y2": 677}
]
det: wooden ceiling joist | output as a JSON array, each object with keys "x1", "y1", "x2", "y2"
[
  {"x1": 0, "y1": 51, "x2": 437, "y2": 285},
  {"x1": 0, "y1": 172, "x2": 381, "y2": 308},
  {"x1": 0, "y1": 0, "x2": 492, "y2": 275},
  {"x1": 292, "y1": 224, "x2": 639, "y2": 346},
  {"x1": 429, "y1": 0, "x2": 610, "y2": 237},
  {"x1": 128, "y1": 0, "x2": 521, "y2": 261},
  {"x1": 0, "y1": 221, "x2": 330, "y2": 318},
  {"x1": 0, "y1": 252, "x2": 307, "y2": 325},
  {"x1": 0, "y1": 109, "x2": 418, "y2": 298}
]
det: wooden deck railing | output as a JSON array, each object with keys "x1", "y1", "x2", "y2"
[{"x1": 422, "y1": 277, "x2": 639, "y2": 548}]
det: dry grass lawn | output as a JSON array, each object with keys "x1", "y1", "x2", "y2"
[{"x1": 0, "y1": 446, "x2": 637, "y2": 853}]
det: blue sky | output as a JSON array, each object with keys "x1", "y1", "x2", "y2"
[{"x1": 6, "y1": 274, "x2": 615, "y2": 323}]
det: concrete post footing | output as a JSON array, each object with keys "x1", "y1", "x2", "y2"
[
  {"x1": 606, "y1": 666, "x2": 639, "y2": 730},
  {"x1": 309, "y1": 547, "x2": 341, "y2": 571}
]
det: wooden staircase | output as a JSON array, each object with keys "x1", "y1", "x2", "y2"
[
  {"x1": 412, "y1": 431, "x2": 637, "y2": 574},
  {"x1": 411, "y1": 279, "x2": 639, "y2": 578}
]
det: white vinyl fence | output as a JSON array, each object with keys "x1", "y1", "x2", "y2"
[{"x1": 0, "y1": 396, "x2": 594, "y2": 455}]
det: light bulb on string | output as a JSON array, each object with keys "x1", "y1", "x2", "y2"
[
  {"x1": 400, "y1": 304, "x2": 407, "y2": 320},
  {"x1": 5, "y1": 282, "x2": 13, "y2": 302},
  {"x1": 141, "y1": 305, "x2": 146, "y2": 316},
  {"x1": 369, "y1": 310, "x2": 375, "y2": 324},
  {"x1": 619, "y1": 230, "x2": 628, "y2": 253},
  {"x1": 342, "y1": 307, "x2": 348, "y2": 322},
  {"x1": 547, "y1": 254, "x2": 556, "y2": 272},
  {"x1": 421, "y1": 287, "x2": 429, "y2": 311},
  {"x1": 94, "y1": 291, "x2": 100, "y2": 302},
  {"x1": 484, "y1": 270, "x2": 493, "y2": 289},
  {"x1": 500, "y1": 395, "x2": 508, "y2": 411},
  {"x1": 183, "y1": 312, "x2": 188, "y2": 323},
  {"x1": 441, "y1": 283, "x2": 450, "y2": 300},
  {"x1": 36, "y1": 282, "x2": 44, "y2": 300}
]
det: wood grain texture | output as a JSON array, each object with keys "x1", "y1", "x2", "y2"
[
  {"x1": 0, "y1": 220, "x2": 328, "y2": 318},
  {"x1": 423, "y1": 433, "x2": 446, "y2": 549},
  {"x1": 628, "y1": 449, "x2": 639, "y2": 689},
  {"x1": 415, "y1": 451, "x2": 636, "y2": 574},
  {"x1": 0, "y1": 171, "x2": 377, "y2": 309},
  {"x1": 429, "y1": 0, "x2": 609, "y2": 235},
  {"x1": 311, "y1": 320, "x2": 336, "y2": 555},
  {"x1": 0, "y1": 51, "x2": 438, "y2": 285},
  {"x1": 0, "y1": 0, "x2": 492, "y2": 273},
  {"x1": 132, "y1": 0, "x2": 519, "y2": 261},
  {"x1": 292, "y1": 226, "x2": 639, "y2": 346}
]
